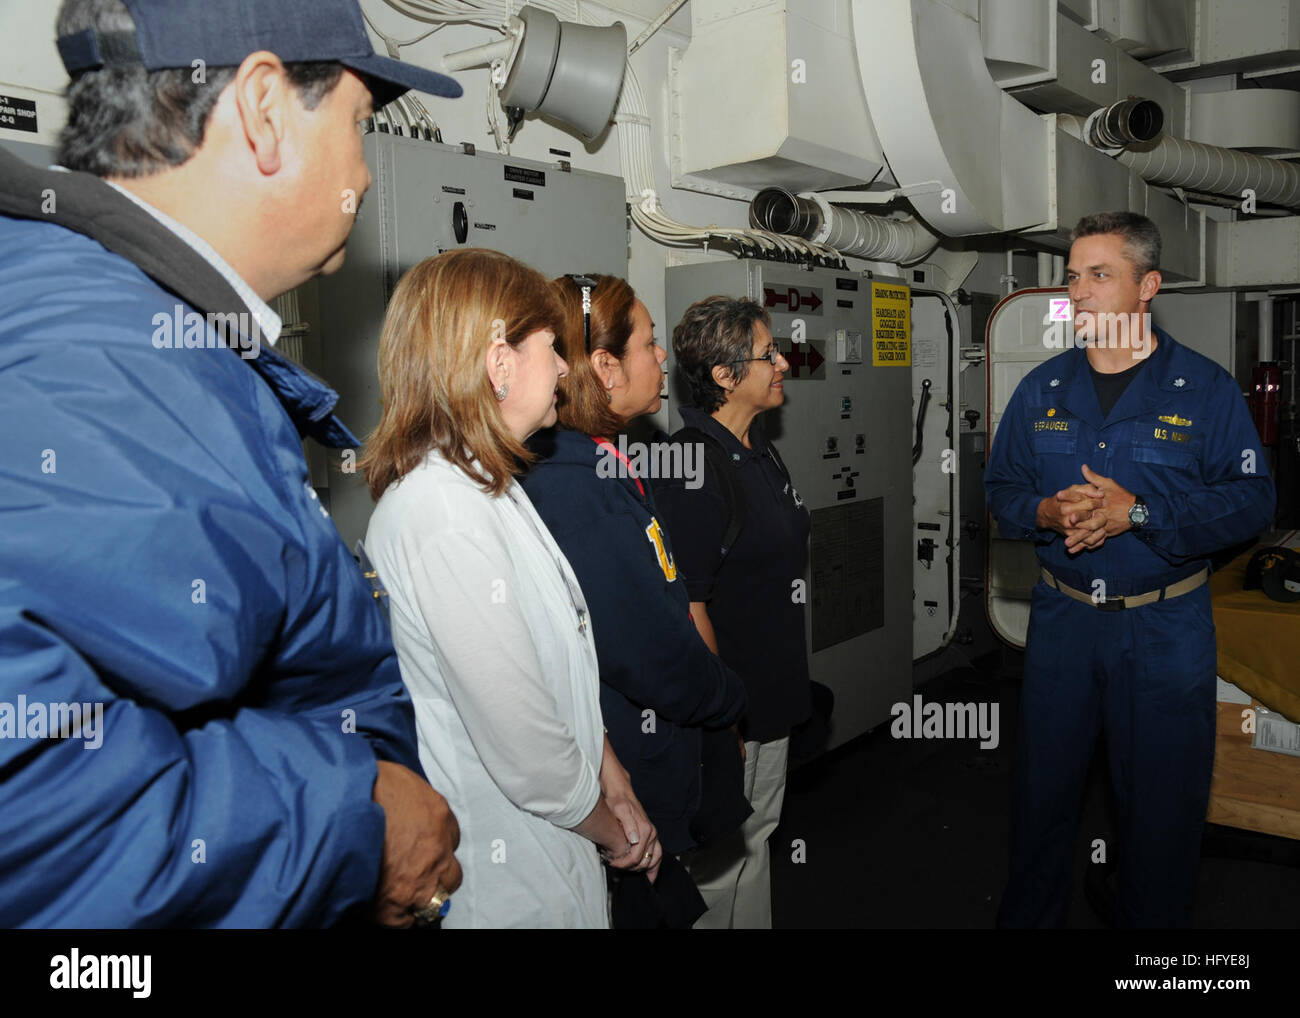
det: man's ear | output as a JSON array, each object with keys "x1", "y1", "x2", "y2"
[
  {"x1": 1139, "y1": 269, "x2": 1162, "y2": 305},
  {"x1": 711, "y1": 363, "x2": 735, "y2": 392},
  {"x1": 232, "y1": 51, "x2": 291, "y2": 176}
]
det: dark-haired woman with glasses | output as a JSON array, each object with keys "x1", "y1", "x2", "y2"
[
  {"x1": 520, "y1": 276, "x2": 749, "y2": 899},
  {"x1": 654, "y1": 295, "x2": 812, "y2": 929}
]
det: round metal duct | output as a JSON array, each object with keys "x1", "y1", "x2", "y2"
[{"x1": 499, "y1": 6, "x2": 628, "y2": 142}]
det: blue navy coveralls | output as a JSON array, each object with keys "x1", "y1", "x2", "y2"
[{"x1": 985, "y1": 326, "x2": 1274, "y2": 927}]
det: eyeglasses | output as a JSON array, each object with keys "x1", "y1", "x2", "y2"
[
  {"x1": 567, "y1": 274, "x2": 598, "y2": 353},
  {"x1": 734, "y1": 347, "x2": 779, "y2": 365}
]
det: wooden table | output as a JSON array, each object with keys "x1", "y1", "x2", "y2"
[{"x1": 1208, "y1": 701, "x2": 1300, "y2": 840}]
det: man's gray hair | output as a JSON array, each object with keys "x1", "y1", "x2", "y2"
[
  {"x1": 1070, "y1": 211, "x2": 1162, "y2": 280},
  {"x1": 56, "y1": 0, "x2": 345, "y2": 178}
]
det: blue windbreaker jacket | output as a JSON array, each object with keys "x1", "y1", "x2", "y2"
[{"x1": 0, "y1": 153, "x2": 420, "y2": 927}]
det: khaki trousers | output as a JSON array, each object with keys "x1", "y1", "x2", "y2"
[{"x1": 686, "y1": 736, "x2": 790, "y2": 929}]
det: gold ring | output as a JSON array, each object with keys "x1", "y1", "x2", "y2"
[{"x1": 413, "y1": 889, "x2": 449, "y2": 923}]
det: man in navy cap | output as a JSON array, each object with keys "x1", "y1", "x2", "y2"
[{"x1": 0, "y1": 0, "x2": 464, "y2": 927}]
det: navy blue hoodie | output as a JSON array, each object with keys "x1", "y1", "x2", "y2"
[{"x1": 521, "y1": 427, "x2": 747, "y2": 853}]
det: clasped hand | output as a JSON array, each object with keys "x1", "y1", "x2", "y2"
[
  {"x1": 1038, "y1": 464, "x2": 1137, "y2": 554},
  {"x1": 599, "y1": 739, "x2": 662, "y2": 882}
]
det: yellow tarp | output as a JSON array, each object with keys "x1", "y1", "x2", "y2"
[{"x1": 1211, "y1": 548, "x2": 1300, "y2": 724}]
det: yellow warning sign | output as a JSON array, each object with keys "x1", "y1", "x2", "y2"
[{"x1": 871, "y1": 282, "x2": 911, "y2": 366}]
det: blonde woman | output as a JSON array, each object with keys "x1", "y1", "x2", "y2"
[{"x1": 360, "y1": 250, "x2": 659, "y2": 928}]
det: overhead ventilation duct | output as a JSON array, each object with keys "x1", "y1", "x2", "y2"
[
  {"x1": 749, "y1": 189, "x2": 940, "y2": 265},
  {"x1": 1118, "y1": 137, "x2": 1300, "y2": 210},
  {"x1": 1061, "y1": 99, "x2": 1300, "y2": 210},
  {"x1": 1074, "y1": 98, "x2": 1164, "y2": 150},
  {"x1": 850, "y1": 0, "x2": 1050, "y2": 236},
  {"x1": 989, "y1": 6, "x2": 1188, "y2": 135},
  {"x1": 669, "y1": 0, "x2": 889, "y2": 197},
  {"x1": 1190, "y1": 89, "x2": 1300, "y2": 155}
]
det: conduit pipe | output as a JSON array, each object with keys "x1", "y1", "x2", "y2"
[
  {"x1": 1061, "y1": 100, "x2": 1300, "y2": 210},
  {"x1": 748, "y1": 188, "x2": 941, "y2": 265},
  {"x1": 1037, "y1": 252, "x2": 1052, "y2": 286}
]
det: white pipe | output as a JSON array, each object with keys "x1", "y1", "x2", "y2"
[
  {"x1": 1002, "y1": 249, "x2": 1017, "y2": 296},
  {"x1": 1058, "y1": 114, "x2": 1085, "y2": 144},
  {"x1": 1052, "y1": 254, "x2": 1065, "y2": 287},
  {"x1": 1036, "y1": 252, "x2": 1052, "y2": 287},
  {"x1": 628, "y1": 0, "x2": 689, "y2": 55},
  {"x1": 1060, "y1": 112, "x2": 1300, "y2": 209},
  {"x1": 746, "y1": 188, "x2": 940, "y2": 264},
  {"x1": 442, "y1": 37, "x2": 514, "y2": 72},
  {"x1": 802, "y1": 192, "x2": 939, "y2": 264},
  {"x1": 1119, "y1": 137, "x2": 1300, "y2": 209}
]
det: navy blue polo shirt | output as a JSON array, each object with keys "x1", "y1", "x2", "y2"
[{"x1": 655, "y1": 406, "x2": 812, "y2": 742}]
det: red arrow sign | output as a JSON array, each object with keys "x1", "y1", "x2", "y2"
[
  {"x1": 763, "y1": 286, "x2": 823, "y2": 314},
  {"x1": 780, "y1": 345, "x2": 824, "y2": 378}
]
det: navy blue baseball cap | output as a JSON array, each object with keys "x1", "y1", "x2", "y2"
[{"x1": 57, "y1": 0, "x2": 462, "y2": 106}]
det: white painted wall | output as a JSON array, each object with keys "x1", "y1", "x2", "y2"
[
  {"x1": 0, "y1": 0, "x2": 742, "y2": 387},
  {"x1": 0, "y1": 2, "x2": 71, "y2": 145}
]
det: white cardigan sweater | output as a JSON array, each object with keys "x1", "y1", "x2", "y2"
[{"x1": 365, "y1": 450, "x2": 607, "y2": 928}]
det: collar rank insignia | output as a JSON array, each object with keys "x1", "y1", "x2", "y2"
[{"x1": 1173, "y1": 377, "x2": 1186, "y2": 387}]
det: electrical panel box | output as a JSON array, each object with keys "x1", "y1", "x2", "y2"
[
  {"x1": 308, "y1": 132, "x2": 628, "y2": 550},
  {"x1": 665, "y1": 261, "x2": 913, "y2": 748}
]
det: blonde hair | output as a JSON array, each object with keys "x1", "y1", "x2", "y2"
[
  {"x1": 361, "y1": 249, "x2": 565, "y2": 498},
  {"x1": 551, "y1": 274, "x2": 637, "y2": 437}
]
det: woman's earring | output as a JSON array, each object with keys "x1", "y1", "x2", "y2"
[{"x1": 495, "y1": 384, "x2": 509, "y2": 401}]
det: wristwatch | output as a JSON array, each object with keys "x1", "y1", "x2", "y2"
[{"x1": 1128, "y1": 495, "x2": 1150, "y2": 530}]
